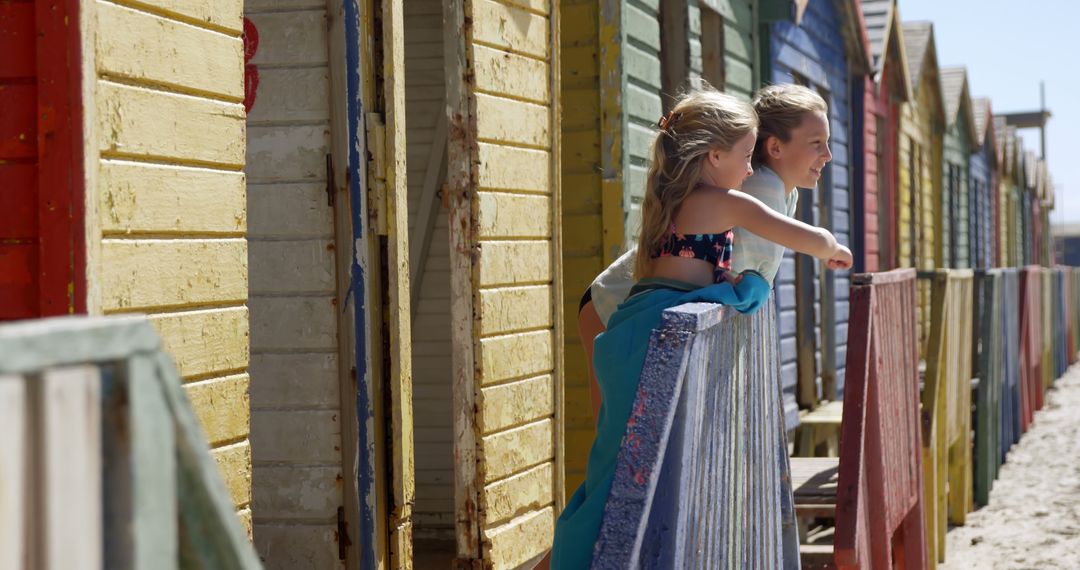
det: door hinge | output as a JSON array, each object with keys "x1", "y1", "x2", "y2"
[
  {"x1": 365, "y1": 112, "x2": 388, "y2": 235},
  {"x1": 337, "y1": 506, "x2": 351, "y2": 561},
  {"x1": 325, "y1": 153, "x2": 335, "y2": 207}
]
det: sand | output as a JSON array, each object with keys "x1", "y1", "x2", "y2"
[{"x1": 941, "y1": 363, "x2": 1080, "y2": 569}]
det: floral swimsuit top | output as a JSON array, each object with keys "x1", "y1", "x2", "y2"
[{"x1": 653, "y1": 222, "x2": 734, "y2": 283}]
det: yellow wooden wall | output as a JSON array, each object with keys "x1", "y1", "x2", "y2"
[
  {"x1": 899, "y1": 60, "x2": 942, "y2": 351},
  {"x1": 445, "y1": 0, "x2": 562, "y2": 567},
  {"x1": 84, "y1": 0, "x2": 251, "y2": 532},
  {"x1": 559, "y1": 0, "x2": 603, "y2": 501}
]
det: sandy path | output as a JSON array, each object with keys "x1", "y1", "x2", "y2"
[{"x1": 941, "y1": 363, "x2": 1080, "y2": 569}]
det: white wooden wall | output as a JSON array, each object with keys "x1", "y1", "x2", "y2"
[
  {"x1": 404, "y1": 0, "x2": 455, "y2": 541},
  {"x1": 244, "y1": 1, "x2": 346, "y2": 567}
]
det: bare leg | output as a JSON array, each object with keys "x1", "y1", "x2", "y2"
[{"x1": 579, "y1": 300, "x2": 605, "y2": 424}]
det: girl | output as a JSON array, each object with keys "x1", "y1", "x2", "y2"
[
  {"x1": 551, "y1": 87, "x2": 851, "y2": 568},
  {"x1": 579, "y1": 83, "x2": 843, "y2": 420}
]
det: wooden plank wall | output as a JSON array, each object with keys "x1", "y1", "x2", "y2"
[
  {"x1": 970, "y1": 140, "x2": 991, "y2": 269},
  {"x1": 608, "y1": 0, "x2": 664, "y2": 249},
  {"x1": 403, "y1": 0, "x2": 457, "y2": 541},
  {"x1": 242, "y1": 1, "x2": 346, "y2": 566},
  {"x1": 560, "y1": 0, "x2": 602, "y2": 499},
  {"x1": 767, "y1": 0, "x2": 852, "y2": 403},
  {"x1": 943, "y1": 112, "x2": 972, "y2": 269},
  {"x1": 699, "y1": 0, "x2": 757, "y2": 98},
  {"x1": 84, "y1": 0, "x2": 252, "y2": 535},
  {"x1": 445, "y1": 0, "x2": 562, "y2": 566}
]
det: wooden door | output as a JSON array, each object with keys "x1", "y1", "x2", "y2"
[
  {"x1": 0, "y1": 0, "x2": 84, "y2": 320},
  {"x1": 444, "y1": 0, "x2": 564, "y2": 567}
]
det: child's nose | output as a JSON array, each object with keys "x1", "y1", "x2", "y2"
[{"x1": 822, "y1": 143, "x2": 833, "y2": 163}]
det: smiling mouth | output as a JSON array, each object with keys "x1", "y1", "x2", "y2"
[{"x1": 810, "y1": 167, "x2": 822, "y2": 177}]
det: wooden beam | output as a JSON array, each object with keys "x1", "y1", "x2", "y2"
[{"x1": 409, "y1": 104, "x2": 447, "y2": 314}]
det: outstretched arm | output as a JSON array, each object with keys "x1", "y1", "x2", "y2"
[{"x1": 725, "y1": 190, "x2": 848, "y2": 264}]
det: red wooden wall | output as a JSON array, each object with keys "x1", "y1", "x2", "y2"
[{"x1": 0, "y1": 0, "x2": 84, "y2": 320}]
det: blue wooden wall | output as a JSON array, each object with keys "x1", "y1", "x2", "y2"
[
  {"x1": 766, "y1": 0, "x2": 852, "y2": 404},
  {"x1": 970, "y1": 143, "x2": 992, "y2": 269}
]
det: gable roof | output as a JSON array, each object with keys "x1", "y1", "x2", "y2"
[
  {"x1": 972, "y1": 97, "x2": 997, "y2": 163},
  {"x1": 859, "y1": 0, "x2": 912, "y2": 100},
  {"x1": 901, "y1": 21, "x2": 932, "y2": 91},
  {"x1": 836, "y1": 0, "x2": 873, "y2": 75},
  {"x1": 939, "y1": 66, "x2": 979, "y2": 144}
]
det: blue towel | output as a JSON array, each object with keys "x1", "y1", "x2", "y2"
[{"x1": 551, "y1": 272, "x2": 772, "y2": 569}]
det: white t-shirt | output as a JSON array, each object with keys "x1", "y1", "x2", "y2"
[{"x1": 588, "y1": 166, "x2": 798, "y2": 326}]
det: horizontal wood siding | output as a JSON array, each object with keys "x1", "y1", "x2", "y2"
[
  {"x1": 451, "y1": 0, "x2": 560, "y2": 565},
  {"x1": 970, "y1": 146, "x2": 990, "y2": 269},
  {"x1": 767, "y1": 0, "x2": 851, "y2": 404},
  {"x1": 560, "y1": 0, "x2": 601, "y2": 499},
  {"x1": 621, "y1": 0, "x2": 663, "y2": 248},
  {"x1": 87, "y1": 0, "x2": 251, "y2": 536},
  {"x1": 243, "y1": 1, "x2": 344, "y2": 565}
]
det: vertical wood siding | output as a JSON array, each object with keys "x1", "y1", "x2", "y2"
[
  {"x1": 242, "y1": 0, "x2": 345, "y2": 565},
  {"x1": 86, "y1": 0, "x2": 252, "y2": 535}
]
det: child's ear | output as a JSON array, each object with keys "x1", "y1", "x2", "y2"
[{"x1": 768, "y1": 136, "x2": 782, "y2": 159}]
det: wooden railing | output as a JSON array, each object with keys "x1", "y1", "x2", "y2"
[
  {"x1": 591, "y1": 299, "x2": 799, "y2": 569},
  {"x1": 917, "y1": 269, "x2": 974, "y2": 565},
  {"x1": 0, "y1": 316, "x2": 261, "y2": 570}
]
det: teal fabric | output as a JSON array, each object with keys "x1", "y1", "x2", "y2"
[{"x1": 550, "y1": 271, "x2": 772, "y2": 569}]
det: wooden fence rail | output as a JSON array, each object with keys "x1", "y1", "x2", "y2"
[
  {"x1": 0, "y1": 316, "x2": 261, "y2": 570},
  {"x1": 972, "y1": 270, "x2": 1004, "y2": 507},
  {"x1": 591, "y1": 299, "x2": 799, "y2": 569},
  {"x1": 1019, "y1": 266, "x2": 1044, "y2": 431}
]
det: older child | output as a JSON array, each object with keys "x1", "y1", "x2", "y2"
[{"x1": 551, "y1": 87, "x2": 850, "y2": 568}]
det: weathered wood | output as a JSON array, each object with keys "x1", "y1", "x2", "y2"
[
  {"x1": 479, "y1": 375, "x2": 554, "y2": 434},
  {"x1": 593, "y1": 300, "x2": 797, "y2": 568},
  {"x1": 37, "y1": 366, "x2": 104, "y2": 570},
  {"x1": 478, "y1": 329, "x2": 554, "y2": 384},
  {"x1": 408, "y1": 100, "x2": 447, "y2": 313},
  {"x1": 0, "y1": 375, "x2": 27, "y2": 570},
  {"x1": 97, "y1": 81, "x2": 245, "y2": 167},
  {"x1": 100, "y1": 239, "x2": 247, "y2": 312},
  {"x1": 98, "y1": 161, "x2": 245, "y2": 235},
  {"x1": 112, "y1": 0, "x2": 243, "y2": 33},
  {"x1": 481, "y1": 462, "x2": 554, "y2": 526},
  {"x1": 96, "y1": 2, "x2": 243, "y2": 100},
  {"x1": 148, "y1": 307, "x2": 249, "y2": 380},
  {"x1": 484, "y1": 507, "x2": 554, "y2": 569},
  {"x1": 480, "y1": 419, "x2": 555, "y2": 483}
]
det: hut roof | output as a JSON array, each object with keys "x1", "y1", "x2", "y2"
[
  {"x1": 860, "y1": 0, "x2": 912, "y2": 100},
  {"x1": 972, "y1": 97, "x2": 997, "y2": 163},
  {"x1": 901, "y1": 21, "x2": 932, "y2": 91},
  {"x1": 940, "y1": 66, "x2": 979, "y2": 145}
]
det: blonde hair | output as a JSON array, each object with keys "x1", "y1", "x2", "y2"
[
  {"x1": 751, "y1": 84, "x2": 828, "y2": 167},
  {"x1": 633, "y1": 88, "x2": 758, "y2": 279}
]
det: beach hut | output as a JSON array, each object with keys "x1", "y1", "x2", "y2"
[
  {"x1": 0, "y1": 0, "x2": 257, "y2": 555},
  {"x1": 245, "y1": 0, "x2": 564, "y2": 566},
  {"x1": 854, "y1": 0, "x2": 912, "y2": 273},
  {"x1": 970, "y1": 98, "x2": 998, "y2": 270},
  {"x1": 899, "y1": 20, "x2": 945, "y2": 349},
  {"x1": 758, "y1": 0, "x2": 870, "y2": 412},
  {"x1": 939, "y1": 67, "x2": 979, "y2": 269}
]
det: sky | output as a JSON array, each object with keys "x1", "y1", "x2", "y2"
[{"x1": 895, "y1": 0, "x2": 1078, "y2": 225}]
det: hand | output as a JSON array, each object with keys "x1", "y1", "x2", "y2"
[{"x1": 826, "y1": 244, "x2": 853, "y2": 270}]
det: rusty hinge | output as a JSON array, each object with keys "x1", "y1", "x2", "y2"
[
  {"x1": 365, "y1": 112, "x2": 388, "y2": 235},
  {"x1": 325, "y1": 153, "x2": 335, "y2": 207},
  {"x1": 337, "y1": 506, "x2": 351, "y2": 561}
]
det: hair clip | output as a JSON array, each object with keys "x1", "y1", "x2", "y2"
[{"x1": 658, "y1": 110, "x2": 681, "y2": 132}]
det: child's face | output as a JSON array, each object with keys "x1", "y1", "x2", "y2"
[
  {"x1": 768, "y1": 111, "x2": 832, "y2": 189},
  {"x1": 703, "y1": 130, "x2": 757, "y2": 189}
]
